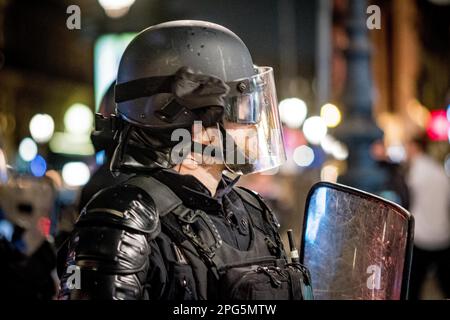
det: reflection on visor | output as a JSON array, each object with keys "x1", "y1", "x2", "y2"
[
  {"x1": 224, "y1": 66, "x2": 271, "y2": 125},
  {"x1": 225, "y1": 95, "x2": 261, "y2": 124}
]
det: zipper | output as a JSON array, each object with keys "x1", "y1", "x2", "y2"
[{"x1": 221, "y1": 257, "x2": 278, "y2": 271}]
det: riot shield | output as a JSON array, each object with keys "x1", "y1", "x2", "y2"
[{"x1": 300, "y1": 182, "x2": 414, "y2": 300}]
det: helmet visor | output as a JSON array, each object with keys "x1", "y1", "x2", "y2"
[{"x1": 221, "y1": 66, "x2": 286, "y2": 175}]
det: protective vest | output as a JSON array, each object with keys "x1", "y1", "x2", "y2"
[{"x1": 126, "y1": 176, "x2": 313, "y2": 300}]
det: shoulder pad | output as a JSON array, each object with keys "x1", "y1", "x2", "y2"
[{"x1": 78, "y1": 183, "x2": 160, "y2": 237}]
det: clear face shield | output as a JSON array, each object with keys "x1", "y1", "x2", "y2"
[{"x1": 219, "y1": 66, "x2": 286, "y2": 175}]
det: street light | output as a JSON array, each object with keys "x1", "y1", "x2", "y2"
[{"x1": 98, "y1": 0, "x2": 136, "y2": 18}]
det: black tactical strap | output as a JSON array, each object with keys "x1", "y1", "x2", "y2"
[
  {"x1": 126, "y1": 175, "x2": 184, "y2": 217},
  {"x1": 234, "y1": 187, "x2": 281, "y2": 228},
  {"x1": 160, "y1": 214, "x2": 188, "y2": 245},
  {"x1": 125, "y1": 175, "x2": 224, "y2": 265},
  {"x1": 115, "y1": 74, "x2": 258, "y2": 105},
  {"x1": 115, "y1": 76, "x2": 174, "y2": 103},
  {"x1": 234, "y1": 187, "x2": 285, "y2": 258}
]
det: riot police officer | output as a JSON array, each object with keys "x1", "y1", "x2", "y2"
[{"x1": 58, "y1": 20, "x2": 312, "y2": 300}]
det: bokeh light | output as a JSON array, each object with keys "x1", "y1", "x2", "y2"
[
  {"x1": 62, "y1": 162, "x2": 91, "y2": 187},
  {"x1": 387, "y1": 145, "x2": 406, "y2": 163},
  {"x1": 426, "y1": 110, "x2": 449, "y2": 141},
  {"x1": 30, "y1": 155, "x2": 47, "y2": 177},
  {"x1": 320, "y1": 103, "x2": 341, "y2": 128},
  {"x1": 18, "y1": 137, "x2": 38, "y2": 162},
  {"x1": 29, "y1": 113, "x2": 54, "y2": 143},
  {"x1": 303, "y1": 116, "x2": 328, "y2": 145},
  {"x1": 320, "y1": 134, "x2": 336, "y2": 154},
  {"x1": 331, "y1": 142, "x2": 349, "y2": 160},
  {"x1": 279, "y1": 98, "x2": 308, "y2": 128},
  {"x1": 98, "y1": 0, "x2": 136, "y2": 18},
  {"x1": 96, "y1": 150, "x2": 106, "y2": 166},
  {"x1": 64, "y1": 103, "x2": 94, "y2": 135},
  {"x1": 321, "y1": 163, "x2": 339, "y2": 183},
  {"x1": 293, "y1": 145, "x2": 315, "y2": 167}
]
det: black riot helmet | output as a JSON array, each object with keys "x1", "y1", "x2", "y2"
[
  {"x1": 113, "y1": 20, "x2": 286, "y2": 175},
  {"x1": 115, "y1": 20, "x2": 255, "y2": 130}
]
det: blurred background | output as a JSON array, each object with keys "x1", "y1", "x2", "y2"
[{"x1": 0, "y1": 0, "x2": 449, "y2": 299}]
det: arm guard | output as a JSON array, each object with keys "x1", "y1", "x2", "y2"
[{"x1": 58, "y1": 183, "x2": 160, "y2": 300}]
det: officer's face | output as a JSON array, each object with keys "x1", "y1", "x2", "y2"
[
  {"x1": 190, "y1": 124, "x2": 225, "y2": 167},
  {"x1": 223, "y1": 120, "x2": 259, "y2": 161},
  {"x1": 190, "y1": 121, "x2": 260, "y2": 167}
]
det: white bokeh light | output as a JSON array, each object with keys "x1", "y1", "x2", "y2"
[
  {"x1": 293, "y1": 145, "x2": 315, "y2": 167},
  {"x1": 64, "y1": 104, "x2": 94, "y2": 135},
  {"x1": 18, "y1": 138, "x2": 38, "y2": 162},
  {"x1": 387, "y1": 145, "x2": 406, "y2": 163},
  {"x1": 303, "y1": 116, "x2": 328, "y2": 145},
  {"x1": 98, "y1": 0, "x2": 136, "y2": 18},
  {"x1": 332, "y1": 142, "x2": 349, "y2": 160},
  {"x1": 29, "y1": 113, "x2": 55, "y2": 143},
  {"x1": 320, "y1": 103, "x2": 341, "y2": 128},
  {"x1": 320, "y1": 134, "x2": 336, "y2": 154},
  {"x1": 279, "y1": 98, "x2": 308, "y2": 128},
  {"x1": 62, "y1": 162, "x2": 91, "y2": 187}
]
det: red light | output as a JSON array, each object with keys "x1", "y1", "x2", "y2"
[
  {"x1": 38, "y1": 217, "x2": 51, "y2": 237},
  {"x1": 283, "y1": 127, "x2": 306, "y2": 150},
  {"x1": 426, "y1": 110, "x2": 449, "y2": 141}
]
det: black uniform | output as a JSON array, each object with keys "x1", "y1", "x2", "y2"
[{"x1": 57, "y1": 168, "x2": 313, "y2": 300}]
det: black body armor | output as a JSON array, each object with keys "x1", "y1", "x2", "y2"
[{"x1": 57, "y1": 172, "x2": 312, "y2": 300}]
